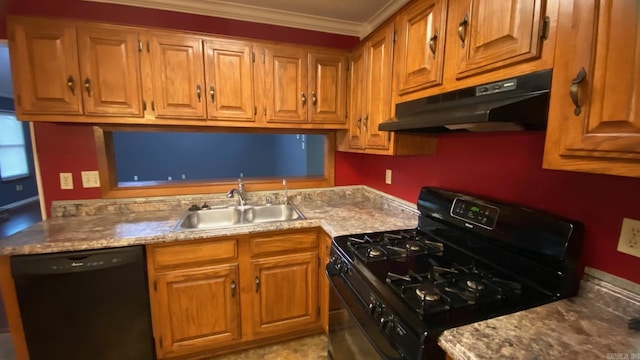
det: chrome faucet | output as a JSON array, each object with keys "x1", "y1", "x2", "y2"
[
  {"x1": 227, "y1": 179, "x2": 247, "y2": 206},
  {"x1": 282, "y1": 178, "x2": 288, "y2": 204}
]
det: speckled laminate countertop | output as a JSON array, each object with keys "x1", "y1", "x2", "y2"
[
  {"x1": 439, "y1": 268, "x2": 640, "y2": 360},
  {"x1": 0, "y1": 186, "x2": 419, "y2": 255}
]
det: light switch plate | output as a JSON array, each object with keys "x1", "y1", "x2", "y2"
[
  {"x1": 617, "y1": 218, "x2": 640, "y2": 258},
  {"x1": 385, "y1": 169, "x2": 392, "y2": 185},
  {"x1": 60, "y1": 173, "x2": 73, "y2": 190},
  {"x1": 81, "y1": 171, "x2": 100, "y2": 188}
]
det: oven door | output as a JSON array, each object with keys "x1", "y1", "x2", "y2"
[{"x1": 327, "y1": 269, "x2": 404, "y2": 360}]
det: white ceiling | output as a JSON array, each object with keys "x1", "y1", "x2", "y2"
[{"x1": 84, "y1": 0, "x2": 411, "y2": 38}]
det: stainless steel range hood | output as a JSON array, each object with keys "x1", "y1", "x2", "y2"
[{"x1": 379, "y1": 70, "x2": 552, "y2": 133}]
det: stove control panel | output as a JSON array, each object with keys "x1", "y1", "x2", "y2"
[{"x1": 450, "y1": 198, "x2": 499, "y2": 229}]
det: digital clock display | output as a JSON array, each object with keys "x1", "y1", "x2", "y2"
[{"x1": 450, "y1": 198, "x2": 500, "y2": 229}]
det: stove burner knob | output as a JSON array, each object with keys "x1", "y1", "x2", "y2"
[
  {"x1": 379, "y1": 316, "x2": 395, "y2": 332},
  {"x1": 368, "y1": 302, "x2": 382, "y2": 316}
]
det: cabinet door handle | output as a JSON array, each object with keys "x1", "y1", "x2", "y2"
[
  {"x1": 84, "y1": 78, "x2": 91, "y2": 96},
  {"x1": 230, "y1": 280, "x2": 236, "y2": 297},
  {"x1": 301, "y1": 92, "x2": 307, "y2": 106},
  {"x1": 312, "y1": 91, "x2": 317, "y2": 106},
  {"x1": 570, "y1": 67, "x2": 587, "y2": 116},
  {"x1": 429, "y1": 30, "x2": 438, "y2": 57},
  {"x1": 254, "y1": 276, "x2": 260, "y2": 292},
  {"x1": 196, "y1": 84, "x2": 202, "y2": 102},
  {"x1": 363, "y1": 115, "x2": 369, "y2": 129},
  {"x1": 67, "y1": 76, "x2": 75, "y2": 95},
  {"x1": 356, "y1": 117, "x2": 362, "y2": 130},
  {"x1": 458, "y1": 15, "x2": 469, "y2": 48},
  {"x1": 210, "y1": 85, "x2": 215, "y2": 103}
]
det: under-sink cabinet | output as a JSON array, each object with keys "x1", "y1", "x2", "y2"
[{"x1": 145, "y1": 228, "x2": 323, "y2": 359}]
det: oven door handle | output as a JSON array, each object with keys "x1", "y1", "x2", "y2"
[{"x1": 326, "y1": 270, "x2": 406, "y2": 360}]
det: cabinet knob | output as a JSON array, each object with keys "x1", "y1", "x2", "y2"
[
  {"x1": 230, "y1": 280, "x2": 236, "y2": 297},
  {"x1": 196, "y1": 84, "x2": 202, "y2": 102},
  {"x1": 254, "y1": 276, "x2": 260, "y2": 292},
  {"x1": 301, "y1": 92, "x2": 307, "y2": 106},
  {"x1": 429, "y1": 30, "x2": 439, "y2": 57},
  {"x1": 356, "y1": 117, "x2": 362, "y2": 130},
  {"x1": 570, "y1": 67, "x2": 587, "y2": 116},
  {"x1": 363, "y1": 115, "x2": 369, "y2": 129},
  {"x1": 84, "y1": 78, "x2": 92, "y2": 96},
  {"x1": 458, "y1": 15, "x2": 469, "y2": 48},
  {"x1": 210, "y1": 85, "x2": 215, "y2": 103},
  {"x1": 311, "y1": 91, "x2": 317, "y2": 106},
  {"x1": 67, "y1": 76, "x2": 75, "y2": 95}
]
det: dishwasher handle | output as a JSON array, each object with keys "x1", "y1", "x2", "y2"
[{"x1": 11, "y1": 246, "x2": 145, "y2": 277}]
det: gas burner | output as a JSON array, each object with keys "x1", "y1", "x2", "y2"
[
  {"x1": 464, "y1": 280, "x2": 485, "y2": 291},
  {"x1": 407, "y1": 243, "x2": 421, "y2": 251},
  {"x1": 368, "y1": 248, "x2": 383, "y2": 257},
  {"x1": 416, "y1": 287, "x2": 440, "y2": 301}
]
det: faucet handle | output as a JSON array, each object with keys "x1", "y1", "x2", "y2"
[
  {"x1": 282, "y1": 178, "x2": 288, "y2": 204},
  {"x1": 237, "y1": 178, "x2": 244, "y2": 191}
]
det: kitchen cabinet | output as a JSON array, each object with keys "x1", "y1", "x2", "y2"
[
  {"x1": 77, "y1": 25, "x2": 144, "y2": 116},
  {"x1": 8, "y1": 18, "x2": 82, "y2": 115},
  {"x1": 8, "y1": 18, "x2": 144, "y2": 118},
  {"x1": 448, "y1": 0, "x2": 546, "y2": 79},
  {"x1": 340, "y1": 21, "x2": 438, "y2": 155},
  {"x1": 394, "y1": 0, "x2": 448, "y2": 95},
  {"x1": 147, "y1": 32, "x2": 207, "y2": 120},
  {"x1": 542, "y1": 0, "x2": 640, "y2": 178},
  {"x1": 257, "y1": 45, "x2": 347, "y2": 126},
  {"x1": 393, "y1": 0, "x2": 556, "y2": 105},
  {"x1": 146, "y1": 229, "x2": 322, "y2": 359},
  {"x1": 146, "y1": 238, "x2": 240, "y2": 358},
  {"x1": 204, "y1": 38, "x2": 255, "y2": 122},
  {"x1": 248, "y1": 230, "x2": 320, "y2": 337}
]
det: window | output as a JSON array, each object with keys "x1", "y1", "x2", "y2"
[
  {"x1": 0, "y1": 111, "x2": 29, "y2": 181},
  {"x1": 95, "y1": 126, "x2": 335, "y2": 198}
]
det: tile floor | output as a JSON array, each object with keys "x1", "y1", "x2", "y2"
[{"x1": 0, "y1": 333, "x2": 328, "y2": 360}]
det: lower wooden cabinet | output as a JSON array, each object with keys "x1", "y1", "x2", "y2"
[
  {"x1": 251, "y1": 252, "x2": 318, "y2": 336},
  {"x1": 146, "y1": 228, "x2": 323, "y2": 359},
  {"x1": 154, "y1": 264, "x2": 240, "y2": 357}
]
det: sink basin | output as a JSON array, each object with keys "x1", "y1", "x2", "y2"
[{"x1": 174, "y1": 203, "x2": 305, "y2": 231}]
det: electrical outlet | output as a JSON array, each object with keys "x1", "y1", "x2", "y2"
[
  {"x1": 385, "y1": 169, "x2": 392, "y2": 185},
  {"x1": 81, "y1": 171, "x2": 100, "y2": 188},
  {"x1": 617, "y1": 218, "x2": 640, "y2": 258},
  {"x1": 16, "y1": 184, "x2": 23, "y2": 191},
  {"x1": 60, "y1": 173, "x2": 73, "y2": 190}
]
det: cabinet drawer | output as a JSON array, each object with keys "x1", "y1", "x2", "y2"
[
  {"x1": 251, "y1": 230, "x2": 318, "y2": 256},
  {"x1": 150, "y1": 238, "x2": 237, "y2": 270}
]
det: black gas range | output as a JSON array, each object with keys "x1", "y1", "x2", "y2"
[{"x1": 326, "y1": 187, "x2": 582, "y2": 360}]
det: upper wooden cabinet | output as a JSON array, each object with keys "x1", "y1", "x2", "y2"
[
  {"x1": 543, "y1": 0, "x2": 640, "y2": 178},
  {"x1": 77, "y1": 26, "x2": 143, "y2": 116},
  {"x1": 395, "y1": 0, "x2": 448, "y2": 94},
  {"x1": 257, "y1": 44, "x2": 347, "y2": 126},
  {"x1": 204, "y1": 39, "x2": 255, "y2": 122},
  {"x1": 449, "y1": 0, "x2": 546, "y2": 79},
  {"x1": 148, "y1": 32, "x2": 207, "y2": 119},
  {"x1": 340, "y1": 22, "x2": 438, "y2": 156}
]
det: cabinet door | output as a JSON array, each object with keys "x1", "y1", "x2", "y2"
[
  {"x1": 77, "y1": 26, "x2": 143, "y2": 116},
  {"x1": 308, "y1": 51, "x2": 347, "y2": 124},
  {"x1": 263, "y1": 46, "x2": 307, "y2": 123},
  {"x1": 251, "y1": 252, "x2": 318, "y2": 336},
  {"x1": 153, "y1": 264, "x2": 240, "y2": 358},
  {"x1": 364, "y1": 23, "x2": 394, "y2": 150},
  {"x1": 8, "y1": 18, "x2": 82, "y2": 115},
  {"x1": 204, "y1": 39, "x2": 255, "y2": 121},
  {"x1": 347, "y1": 47, "x2": 366, "y2": 149},
  {"x1": 149, "y1": 33, "x2": 206, "y2": 119},
  {"x1": 452, "y1": 0, "x2": 545, "y2": 78},
  {"x1": 395, "y1": 0, "x2": 447, "y2": 94},
  {"x1": 543, "y1": 0, "x2": 640, "y2": 177}
]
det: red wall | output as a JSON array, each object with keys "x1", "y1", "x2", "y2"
[
  {"x1": 335, "y1": 131, "x2": 640, "y2": 285},
  {"x1": 2, "y1": 0, "x2": 359, "y2": 213}
]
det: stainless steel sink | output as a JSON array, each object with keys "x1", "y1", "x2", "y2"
[{"x1": 174, "y1": 203, "x2": 305, "y2": 231}]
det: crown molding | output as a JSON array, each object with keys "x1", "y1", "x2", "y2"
[
  {"x1": 84, "y1": 0, "x2": 412, "y2": 39},
  {"x1": 84, "y1": 0, "x2": 367, "y2": 37}
]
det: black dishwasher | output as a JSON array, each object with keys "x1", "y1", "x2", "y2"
[{"x1": 11, "y1": 246, "x2": 155, "y2": 360}]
